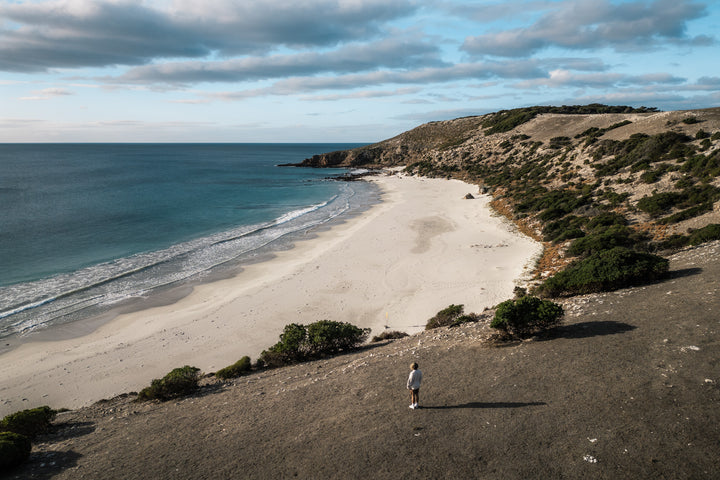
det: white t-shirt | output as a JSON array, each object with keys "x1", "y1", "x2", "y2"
[{"x1": 407, "y1": 369, "x2": 422, "y2": 390}]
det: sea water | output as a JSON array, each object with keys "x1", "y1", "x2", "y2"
[{"x1": 0, "y1": 143, "x2": 377, "y2": 339}]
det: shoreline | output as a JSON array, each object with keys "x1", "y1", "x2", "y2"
[
  {"x1": 0, "y1": 181, "x2": 380, "y2": 353},
  {"x1": 0, "y1": 173, "x2": 542, "y2": 416}
]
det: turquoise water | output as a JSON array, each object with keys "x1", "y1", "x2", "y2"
[{"x1": 0, "y1": 143, "x2": 377, "y2": 338}]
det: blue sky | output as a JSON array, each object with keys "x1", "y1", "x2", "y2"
[{"x1": 1, "y1": 0, "x2": 719, "y2": 142}]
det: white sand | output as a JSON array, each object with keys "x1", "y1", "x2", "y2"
[{"x1": 0, "y1": 174, "x2": 542, "y2": 416}]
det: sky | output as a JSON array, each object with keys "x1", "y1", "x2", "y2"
[{"x1": 1, "y1": 0, "x2": 719, "y2": 143}]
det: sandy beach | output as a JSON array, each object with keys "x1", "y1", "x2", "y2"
[{"x1": 0, "y1": 174, "x2": 541, "y2": 416}]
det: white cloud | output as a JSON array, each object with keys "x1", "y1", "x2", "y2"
[
  {"x1": 462, "y1": 0, "x2": 714, "y2": 57},
  {"x1": 0, "y1": 0, "x2": 418, "y2": 72}
]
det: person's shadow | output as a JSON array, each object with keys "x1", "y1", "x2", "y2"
[{"x1": 421, "y1": 401, "x2": 546, "y2": 409}]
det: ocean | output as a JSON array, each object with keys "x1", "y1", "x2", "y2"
[{"x1": 0, "y1": 143, "x2": 378, "y2": 340}]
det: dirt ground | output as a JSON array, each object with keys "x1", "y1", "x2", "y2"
[{"x1": 5, "y1": 241, "x2": 720, "y2": 480}]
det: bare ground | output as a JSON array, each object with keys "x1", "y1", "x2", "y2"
[{"x1": 6, "y1": 241, "x2": 720, "y2": 480}]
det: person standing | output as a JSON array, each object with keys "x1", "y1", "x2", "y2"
[{"x1": 407, "y1": 362, "x2": 422, "y2": 409}]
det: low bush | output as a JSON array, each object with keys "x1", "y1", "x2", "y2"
[
  {"x1": 655, "y1": 234, "x2": 690, "y2": 250},
  {"x1": 425, "y1": 304, "x2": 464, "y2": 330},
  {"x1": 637, "y1": 192, "x2": 684, "y2": 217},
  {"x1": 306, "y1": 320, "x2": 370, "y2": 354},
  {"x1": 655, "y1": 224, "x2": 720, "y2": 250},
  {"x1": 259, "y1": 320, "x2": 370, "y2": 367},
  {"x1": 451, "y1": 313, "x2": 481, "y2": 327},
  {"x1": 215, "y1": 356, "x2": 252, "y2": 380},
  {"x1": 542, "y1": 215, "x2": 586, "y2": 243},
  {"x1": 137, "y1": 366, "x2": 201, "y2": 401},
  {"x1": 586, "y1": 212, "x2": 627, "y2": 231},
  {"x1": 689, "y1": 223, "x2": 720, "y2": 245},
  {"x1": 371, "y1": 330, "x2": 409, "y2": 342},
  {"x1": 592, "y1": 131, "x2": 692, "y2": 176},
  {"x1": 638, "y1": 185, "x2": 720, "y2": 218},
  {"x1": 490, "y1": 296, "x2": 564, "y2": 338},
  {"x1": 658, "y1": 202, "x2": 713, "y2": 224},
  {"x1": 567, "y1": 225, "x2": 640, "y2": 257},
  {"x1": 0, "y1": 406, "x2": 55, "y2": 438},
  {"x1": 265, "y1": 323, "x2": 308, "y2": 363},
  {"x1": 549, "y1": 136, "x2": 572, "y2": 149},
  {"x1": 0, "y1": 432, "x2": 31, "y2": 470},
  {"x1": 536, "y1": 247, "x2": 669, "y2": 297}
]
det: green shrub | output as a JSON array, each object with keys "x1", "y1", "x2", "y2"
[
  {"x1": 542, "y1": 215, "x2": 586, "y2": 243},
  {"x1": 272, "y1": 323, "x2": 309, "y2": 360},
  {"x1": 549, "y1": 136, "x2": 572, "y2": 149},
  {"x1": 137, "y1": 366, "x2": 201, "y2": 401},
  {"x1": 537, "y1": 247, "x2": 669, "y2": 297},
  {"x1": 600, "y1": 189, "x2": 630, "y2": 207},
  {"x1": 0, "y1": 432, "x2": 31, "y2": 470},
  {"x1": 640, "y1": 163, "x2": 674, "y2": 184},
  {"x1": 658, "y1": 202, "x2": 713, "y2": 224},
  {"x1": 656, "y1": 234, "x2": 690, "y2": 250},
  {"x1": 656, "y1": 224, "x2": 720, "y2": 250},
  {"x1": 586, "y1": 212, "x2": 627, "y2": 231},
  {"x1": 260, "y1": 320, "x2": 370, "y2": 367},
  {"x1": 491, "y1": 296, "x2": 564, "y2": 338},
  {"x1": 689, "y1": 223, "x2": 720, "y2": 245},
  {"x1": 255, "y1": 349, "x2": 286, "y2": 369},
  {"x1": 681, "y1": 152, "x2": 720, "y2": 180},
  {"x1": 425, "y1": 304, "x2": 464, "y2": 330},
  {"x1": 215, "y1": 356, "x2": 251, "y2": 380},
  {"x1": 639, "y1": 185, "x2": 720, "y2": 218},
  {"x1": 371, "y1": 330, "x2": 409, "y2": 342},
  {"x1": 567, "y1": 225, "x2": 639, "y2": 257},
  {"x1": 306, "y1": 320, "x2": 370, "y2": 354},
  {"x1": 0, "y1": 406, "x2": 55, "y2": 438},
  {"x1": 593, "y1": 131, "x2": 692, "y2": 176},
  {"x1": 637, "y1": 192, "x2": 684, "y2": 216},
  {"x1": 451, "y1": 313, "x2": 481, "y2": 327}
]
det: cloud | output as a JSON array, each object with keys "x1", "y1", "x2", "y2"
[
  {"x1": 441, "y1": 0, "x2": 558, "y2": 23},
  {"x1": 462, "y1": 0, "x2": 713, "y2": 57},
  {"x1": 199, "y1": 60, "x2": 549, "y2": 101},
  {"x1": 513, "y1": 69, "x2": 686, "y2": 89},
  {"x1": 0, "y1": 0, "x2": 417, "y2": 72},
  {"x1": 37, "y1": 87, "x2": 74, "y2": 96},
  {"x1": 301, "y1": 87, "x2": 421, "y2": 101},
  {"x1": 694, "y1": 76, "x2": 720, "y2": 88},
  {"x1": 199, "y1": 55, "x2": 620, "y2": 100},
  {"x1": 0, "y1": 118, "x2": 47, "y2": 128},
  {"x1": 19, "y1": 87, "x2": 74, "y2": 100},
  {"x1": 109, "y1": 36, "x2": 446, "y2": 86}
]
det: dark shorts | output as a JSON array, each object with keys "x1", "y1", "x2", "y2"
[{"x1": 411, "y1": 388, "x2": 419, "y2": 393}]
